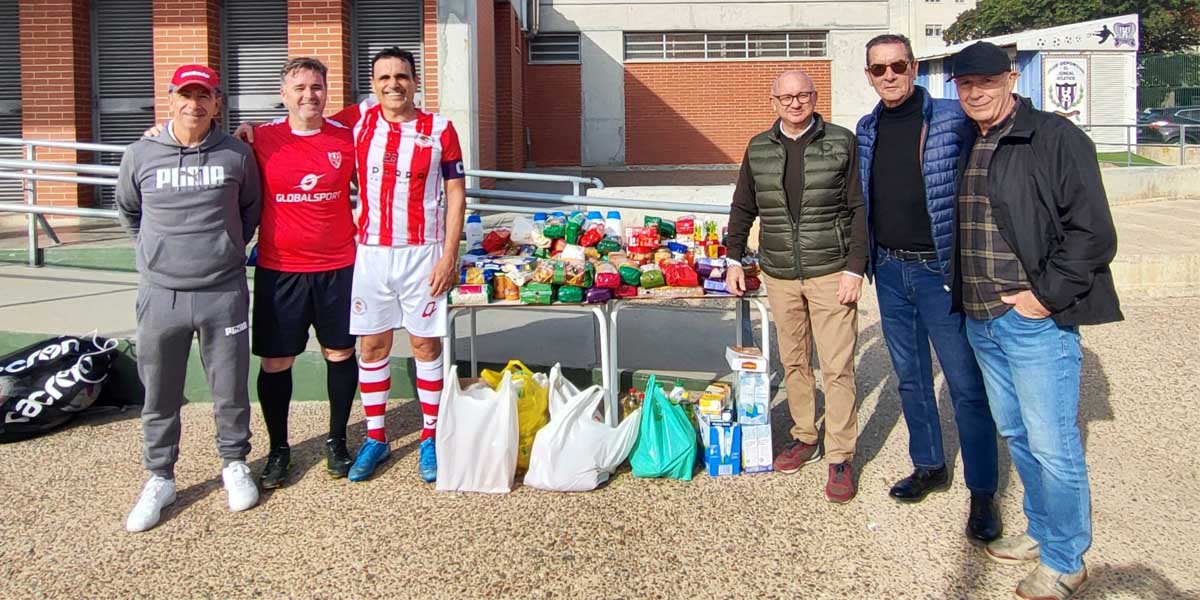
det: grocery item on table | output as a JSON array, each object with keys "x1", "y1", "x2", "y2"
[
  {"x1": 643, "y1": 215, "x2": 661, "y2": 231},
  {"x1": 639, "y1": 265, "x2": 665, "y2": 289},
  {"x1": 604, "y1": 211, "x2": 622, "y2": 240},
  {"x1": 530, "y1": 259, "x2": 558, "y2": 284},
  {"x1": 460, "y1": 265, "x2": 493, "y2": 285},
  {"x1": 556, "y1": 285, "x2": 584, "y2": 303},
  {"x1": 543, "y1": 212, "x2": 566, "y2": 239},
  {"x1": 627, "y1": 250, "x2": 654, "y2": 265},
  {"x1": 614, "y1": 284, "x2": 639, "y2": 299},
  {"x1": 696, "y1": 257, "x2": 726, "y2": 279},
  {"x1": 585, "y1": 287, "x2": 613, "y2": 304},
  {"x1": 628, "y1": 226, "x2": 659, "y2": 251},
  {"x1": 653, "y1": 247, "x2": 672, "y2": 265},
  {"x1": 703, "y1": 279, "x2": 729, "y2": 294},
  {"x1": 745, "y1": 276, "x2": 762, "y2": 292},
  {"x1": 618, "y1": 264, "x2": 642, "y2": 286},
  {"x1": 481, "y1": 229, "x2": 511, "y2": 254},
  {"x1": 677, "y1": 215, "x2": 695, "y2": 236},
  {"x1": 519, "y1": 282, "x2": 554, "y2": 305},
  {"x1": 465, "y1": 214, "x2": 484, "y2": 255},
  {"x1": 579, "y1": 211, "x2": 606, "y2": 247},
  {"x1": 561, "y1": 261, "x2": 594, "y2": 288},
  {"x1": 657, "y1": 219, "x2": 676, "y2": 239},
  {"x1": 565, "y1": 211, "x2": 587, "y2": 244},
  {"x1": 511, "y1": 216, "x2": 536, "y2": 246},
  {"x1": 662, "y1": 262, "x2": 699, "y2": 287},
  {"x1": 594, "y1": 262, "x2": 621, "y2": 289},
  {"x1": 493, "y1": 273, "x2": 520, "y2": 301},
  {"x1": 450, "y1": 284, "x2": 491, "y2": 305},
  {"x1": 560, "y1": 243, "x2": 586, "y2": 262},
  {"x1": 550, "y1": 238, "x2": 568, "y2": 257},
  {"x1": 595, "y1": 237, "x2": 622, "y2": 256}
]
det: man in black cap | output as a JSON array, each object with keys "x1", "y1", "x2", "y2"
[{"x1": 949, "y1": 41, "x2": 1122, "y2": 600}]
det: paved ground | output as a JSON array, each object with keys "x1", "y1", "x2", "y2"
[{"x1": 0, "y1": 288, "x2": 1197, "y2": 598}]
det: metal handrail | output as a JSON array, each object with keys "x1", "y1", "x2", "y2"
[
  {"x1": 0, "y1": 158, "x2": 119, "y2": 176},
  {"x1": 0, "y1": 137, "x2": 126, "y2": 153}
]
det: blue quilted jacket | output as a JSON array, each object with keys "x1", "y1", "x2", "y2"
[{"x1": 856, "y1": 86, "x2": 968, "y2": 286}]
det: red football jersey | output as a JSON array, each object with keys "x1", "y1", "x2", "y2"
[
  {"x1": 331, "y1": 101, "x2": 465, "y2": 247},
  {"x1": 252, "y1": 119, "x2": 357, "y2": 272}
]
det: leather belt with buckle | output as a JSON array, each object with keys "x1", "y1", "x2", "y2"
[{"x1": 883, "y1": 247, "x2": 938, "y2": 261}]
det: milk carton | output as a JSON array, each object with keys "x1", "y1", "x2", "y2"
[
  {"x1": 704, "y1": 422, "x2": 742, "y2": 477},
  {"x1": 741, "y1": 423, "x2": 773, "y2": 473},
  {"x1": 726, "y1": 346, "x2": 770, "y2": 425}
]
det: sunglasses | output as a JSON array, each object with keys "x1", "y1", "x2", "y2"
[{"x1": 868, "y1": 61, "x2": 911, "y2": 77}]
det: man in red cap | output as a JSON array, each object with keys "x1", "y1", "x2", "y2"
[{"x1": 117, "y1": 63, "x2": 262, "y2": 532}]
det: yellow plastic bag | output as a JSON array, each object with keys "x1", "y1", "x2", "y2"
[{"x1": 481, "y1": 360, "x2": 549, "y2": 472}]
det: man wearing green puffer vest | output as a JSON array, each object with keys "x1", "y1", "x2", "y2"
[{"x1": 726, "y1": 70, "x2": 868, "y2": 503}]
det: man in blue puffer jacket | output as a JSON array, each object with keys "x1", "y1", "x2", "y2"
[{"x1": 856, "y1": 34, "x2": 1000, "y2": 541}]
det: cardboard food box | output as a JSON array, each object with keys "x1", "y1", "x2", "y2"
[
  {"x1": 741, "y1": 423, "x2": 773, "y2": 474},
  {"x1": 698, "y1": 383, "x2": 732, "y2": 420},
  {"x1": 705, "y1": 422, "x2": 742, "y2": 477},
  {"x1": 725, "y1": 346, "x2": 767, "y2": 373}
]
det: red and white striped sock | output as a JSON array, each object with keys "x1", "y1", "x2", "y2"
[
  {"x1": 414, "y1": 356, "x2": 443, "y2": 441},
  {"x1": 359, "y1": 357, "x2": 390, "y2": 443}
]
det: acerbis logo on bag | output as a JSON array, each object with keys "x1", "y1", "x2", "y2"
[
  {"x1": 0, "y1": 338, "x2": 80, "y2": 374},
  {"x1": 4, "y1": 355, "x2": 98, "y2": 423}
]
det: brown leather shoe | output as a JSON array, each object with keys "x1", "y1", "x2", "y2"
[
  {"x1": 824, "y1": 462, "x2": 856, "y2": 503},
  {"x1": 773, "y1": 440, "x2": 821, "y2": 474}
]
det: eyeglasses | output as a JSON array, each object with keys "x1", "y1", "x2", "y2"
[
  {"x1": 868, "y1": 61, "x2": 911, "y2": 77},
  {"x1": 772, "y1": 91, "x2": 816, "y2": 106}
]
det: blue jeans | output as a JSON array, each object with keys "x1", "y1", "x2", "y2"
[
  {"x1": 875, "y1": 250, "x2": 998, "y2": 494},
  {"x1": 965, "y1": 309, "x2": 1090, "y2": 574}
]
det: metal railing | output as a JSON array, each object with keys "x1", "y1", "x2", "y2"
[
  {"x1": 0, "y1": 137, "x2": 628, "y2": 266},
  {"x1": 1081, "y1": 123, "x2": 1195, "y2": 167}
]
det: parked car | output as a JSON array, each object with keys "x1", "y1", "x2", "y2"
[{"x1": 1138, "y1": 107, "x2": 1200, "y2": 144}]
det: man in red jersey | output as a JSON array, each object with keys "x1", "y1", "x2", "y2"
[
  {"x1": 326, "y1": 47, "x2": 466, "y2": 484},
  {"x1": 250, "y1": 57, "x2": 359, "y2": 485}
]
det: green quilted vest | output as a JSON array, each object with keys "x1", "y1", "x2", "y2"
[{"x1": 746, "y1": 115, "x2": 854, "y2": 280}]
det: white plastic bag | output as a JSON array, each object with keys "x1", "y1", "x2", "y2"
[
  {"x1": 435, "y1": 365, "x2": 519, "y2": 494},
  {"x1": 510, "y1": 216, "x2": 536, "y2": 245},
  {"x1": 524, "y1": 365, "x2": 641, "y2": 492}
]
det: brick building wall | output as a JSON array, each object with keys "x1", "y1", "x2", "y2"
[
  {"x1": 523, "y1": 63, "x2": 581, "y2": 167},
  {"x1": 152, "y1": 0, "x2": 222, "y2": 122},
  {"x1": 422, "y1": 0, "x2": 438, "y2": 111},
  {"x1": 475, "y1": 0, "x2": 496, "y2": 178},
  {"x1": 19, "y1": 0, "x2": 93, "y2": 207},
  {"x1": 493, "y1": 1, "x2": 524, "y2": 171},
  {"x1": 624, "y1": 60, "x2": 833, "y2": 165},
  {"x1": 287, "y1": 0, "x2": 353, "y2": 110}
]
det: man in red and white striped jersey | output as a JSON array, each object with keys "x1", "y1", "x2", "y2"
[{"x1": 328, "y1": 47, "x2": 466, "y2": 483}]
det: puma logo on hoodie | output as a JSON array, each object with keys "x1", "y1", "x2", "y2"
[{"x1": 115, "y1": 121, "x2": 262, "y2": 290}]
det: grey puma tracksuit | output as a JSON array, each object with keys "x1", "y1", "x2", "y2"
[{"x1": 117, "y1": 123, "x2": 262, "y2": 478}]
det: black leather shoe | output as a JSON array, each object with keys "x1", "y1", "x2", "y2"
[
  {"x1": 967, "y1": 493, "x2": 1002, "y2": 542},
  {"x1": 888, "y1": 467, "x2": 950, "y2": 502},
  {"x1": 325, "y1": 438, "x2": 353, "y2": 479},
  {"x1": 259, "y1": 446, "x2": 292, "y2": 489}
]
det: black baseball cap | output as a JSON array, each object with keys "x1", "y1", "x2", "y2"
[{"x1": 948, "y1": 41, "x2": 1011, "y2": 79}]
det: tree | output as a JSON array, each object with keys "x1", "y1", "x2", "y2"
[{"x1": 944, "y1": 0, "x2": 1200, "y2": 54}]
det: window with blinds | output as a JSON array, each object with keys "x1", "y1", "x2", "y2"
[
  {"x1": 352, "y1": 0, "x2": 424, "y2": 103},
  {"x1": 91, "y1": 0, "x2": 154, "y2": 208},
  {"x1": 529, "y1": 33, "x2": 580, "y2": 64},
  {"x1": 222, "y1": 0, "x2": 289, "y2": 129},
  {"x1": 624, "y1": 31, "x2": 828, "y2": 61},
  {"x1": 0, "y1": 0, "x2": 22, "y2": 203}
]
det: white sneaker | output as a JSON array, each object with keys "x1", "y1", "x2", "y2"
[
  {"x1": 125, "y1": 475, "x2": 177, "y2": 533},
  {"x1": 221, "y1": 461, "x2": 259, "y2": 512}
]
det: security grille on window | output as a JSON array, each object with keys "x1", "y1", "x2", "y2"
[
  {"x1": 353, "y1": 0, "x2": 424, "y2": 103},
  {"x1": 222, "y1": 0, "x2": 289, "y2": 130},
  {"x1": 926, "y1": 24, "x2": 944, "y2": 37},
  {"x1": 529, "y1": 33, "x2": 581, "y2": 64},
  {"x1": 92, "y1": 0, "x2": 155, "y2": 209},
  {"x1": 0, "y1": 0, "x2": 22, "y2": 203},
  {"x1": 624, "y1": 32, "x2": 828, "y2": 61}
]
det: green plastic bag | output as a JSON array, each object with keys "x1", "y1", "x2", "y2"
[
  {"x1": 556, "y1": 285, "x2": 584, "y2": 303},
  {"x1": 640, "y1": 269, "x2": 665, "y2": 289},
  {"x1": 520, "y1": 282, "x2": 553, "y2": 305},
  {"x1": 596, "y1": 238, "x2": 622, "y2": 255},
  {"x1": 619, "y1": 265, "x2": 642, "y2": 286},
  {"x1": 630, "y1": 375, "x2": 698, "y2": 480}
]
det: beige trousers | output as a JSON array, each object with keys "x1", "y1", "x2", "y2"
[{"x1": 761, "y1": 271, "x2": 859, "y2": 464}]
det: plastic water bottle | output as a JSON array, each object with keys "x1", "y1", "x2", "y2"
[
  {"x1": 605, "y1": 210, "x2": 622, "y2": 240},
  {"x1": 465, "y1": 213, "x2": 484, "y2": 254},
  {"x1": 533, "y1": 212, "x2": 547, "y2": 236}
]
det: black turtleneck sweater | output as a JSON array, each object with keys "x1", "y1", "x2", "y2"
[{"x1": 870, "y1": 90, "x2": 934, "y2": 252}]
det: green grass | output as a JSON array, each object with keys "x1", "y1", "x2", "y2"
[{"x1": 1097, "y1": 151, "x2": 1163, "y2": 167}]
